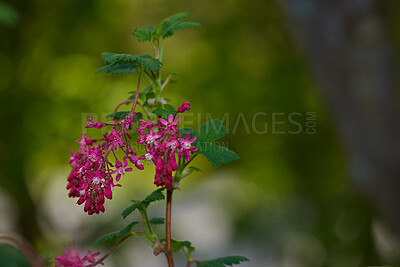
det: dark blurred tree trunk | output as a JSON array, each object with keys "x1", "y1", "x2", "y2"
[
  {"x1": 0, "y1": 0, "x2": 42, "y2": 244},
  {"x1": 282, "y1": 0, "x2": 400, "y2": 251}
]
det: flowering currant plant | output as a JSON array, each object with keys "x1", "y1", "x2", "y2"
[{"x1": 59, "y1": 13, "x2": 248, "y2": 267}]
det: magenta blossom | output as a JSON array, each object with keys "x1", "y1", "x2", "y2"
[
  {"x1": 121, "y1": 115, "x2": 134, "y2": 130},
  {"x1": 76, "y1": 133, "x2": 95, "y2": 152},
  {"x1": 178, "y1": 132, "x2": 197, "y2": 161},
  {"x1": 55, "y1": 247, "x2": 100, "y2": 267},
  {"x1": 85, "y1": 116, "x2": 106, "y2": 129},
  {"x1": 106, "y1": 129, "x2": 124, "y2": 149},
  {"x1": 112, "y1": 157, "x2": 133, "y2": 181},
  {"x1": 159, "y1": 114, "x2": 180, "y2": 132},
  {"x1": 177, "y1": 101, "x2": 191, "y2": 113}
]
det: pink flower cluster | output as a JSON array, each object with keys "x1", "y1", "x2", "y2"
[
  {"x1": 55, "y1": 247, "x2": 100, "y2": 267},
  {"x1": 138, "y1": 109, "x2": 197, "y2": 188},
  {"x1": 68, "y1": 115, "x2": 142, "y2": 215},
  {"x1": 67, "y1": 102, "x2": 196, "y2": 214}
]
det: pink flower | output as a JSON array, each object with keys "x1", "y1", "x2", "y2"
[
  {"x1": 76, "y1": 133, "x2": 95, "y2": 152},
  {"x1": 144, "y1": 128, "x2": 162, "y2": 146},
  {"x1": 85, "y1": 116, "x2": 106, "y2": 129},
  {"x1": 178, "y1": 132, "x2": 197, "y2": 161},
  {"x1": 177, "y1": 102, "x2": 191, "y2": 113},
  {"x1": 112, "y1": 157, "x2": 133, "y2": 181},
  {"x1": 55, "y1": 247, "x2": 100, "y2": 267},
  {"x1": 106, "y1": 129, "x2": 124, "y2": 149},
  {"x1": 159, "y1": 114, "x2": 180, "y2": 132},
  {"x1": 121, "y1": 116, "x2": 134, "y2": 130}
]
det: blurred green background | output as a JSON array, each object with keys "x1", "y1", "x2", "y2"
[{"x1": 1, "y1": 0, "x2": 400, "y2": 266}]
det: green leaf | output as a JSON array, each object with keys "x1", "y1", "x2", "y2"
[
  {"x1": 149, "y1": 217, "x2": 165, "y2": 225},
  {"x1": 199, "y1": 120, "x2": 226, "y2": 143},
  {"x1": 93, "y1": 232, "x2": 119, "y2": 246},
  {"x1": 117, "y1": 221, "x2": 139, "y2": 237},
  {"x1": 105, "y1": 63, "x2": 138, "y2": 75},
  {"x1": 143, "y1": 188, "x2": 165, "y2": 203},
  {"x1": 164, "y1": 104, "x2": 176, "y2": 116},
  {"x1": 197, "y1": 256, "x2": 249, "y2": 267},
  {"x1": 106, "y1": 111, "x2": 130, "y2": 120},
  {"x1": 93, "y1": 221, "x2": 139, "y2": 246},
  {"x1": 153, "y1": 108, "x2": 166, "y2": 117},
  {"x1": 133, "y1": 26, "x2": 157, "y2": 42},
  {"x1": 101, "y1": 53, "x2": 162, "y2": 72},
  {"x1": 121, "y1": 201, "x2": 141, "y2": 219},
  {"x1": 160, "y1": 13, "x2": 201, "y2": 38},
  {"x1": 122, "y1": 189, "x2": 165, "y2": 218},
  {"x1": 198, "y1": 143, "x2": 239, "y2": 168}
]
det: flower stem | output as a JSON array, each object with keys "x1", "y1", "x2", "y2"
[
  {"x1": 129, "y1": 71, "x2": 142, "y2": 117},
  {"x1": 114, "y1": 99, "x2": 135, "y2": 113},
  {"x1": 89, "y1": 234, "x2": 133, "y2": 266},
  {"x1": 165, "y1": 188, "x2": 174, "y2": 267}
]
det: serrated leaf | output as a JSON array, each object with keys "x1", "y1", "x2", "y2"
[
  {"x1": 197, "y1": 256, "x2": 249, "y2": 267},
  {"x1": 106, "y1": 111, "x2": 130, "y2": 120},
  {"x1": 199, "y1": 120, "x2": 226, "y2": 143},
  {"x1": 143, "y1": 188, "x2": 165, "y2": 203},
  {"x1": 101, "y1": 53, "x2": 162, "y2": 72},
  {"x1": 160, "y1": 13, "x2": 200, "y2": 38},
  {"x1": 122, "y1": 189, "x2": 165, "y2": 218},
  {"x1": 93, "y1": 232, "x2": 118, "y2": 246},
  {"x1": 121, "y1": 201, "x2": 141, "y2": 219},
  {"x1": 133, "y1": 26, "x2": 157, "y2": 42},
  {"x1": 153, "y1": 108, "x2": 167, "y2": 117},
  {"x1": 93, "y1": 221, "x2": 139, "y2": 246},
  {"x1": 164, "y1": 104, "x2": 176, "y2": 116},
  {"x1": 198, "y1": 144, "x2": 239, "y2": 168},
  {"x1": 117, "y1": 221, "x2": 139, "y2": 237},
  {"x1": 105, "y1": 63, "x2": 138, "y2": 75},
  {"x1": 149, "y1": 217, "x2": 165, "y2": 225}
]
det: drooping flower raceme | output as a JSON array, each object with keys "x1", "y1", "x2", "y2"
[
  {"x1": 67, "y1": 103, "x2": 197, "y2": 214},
  {"x1": 138, "y1": 112, "x2": 197, "y2": 188}
]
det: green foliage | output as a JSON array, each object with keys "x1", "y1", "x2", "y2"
[
  {"x1": 133, "y1": 12, "x2": 200, "y2": 43},
  {"x1": 197, "y1": 256, "x2": 249, "y2": 267},
  {"x1": 149, "y1": 217, "x2": 165, "y2": 224},
  {"x1": 106, "y1": 111, "x2": 129, "y2": 120},
  {"x1": 93, "y1": 221, "x2": 139, "y2": 246},
  {"x1": 133, "y1": 26, "x2": 157, "y2": 42},
  {"x1": 159, "y1": 13, "x2": 201, "y2": 38},
  {"x1": 152, "y1": 104, "x2": 176, "y2": 119},
  {"x1": 99, "y1": 53, "x2": 162, "y2": 72},
  {"x1": 122, "y1": 188, "x2": 165, "y2": 218},
  {"x1": 198, "y1": 143, "x2": 239, "y2": 168},
  {"x1": 189, "y1": 120, "x2": 239, "y2": 168},
  {"x1": 128, "y1": 85, "x2": 155, "y2": 102},
  {"x1": 199, "y1": 120, "x2": 226, "y2": 143},
  {"x1": 105, "y1": 64, "x2": 138, "y2": 75}
]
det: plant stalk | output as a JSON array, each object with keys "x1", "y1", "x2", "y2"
[{"x1": 165, "y1": 188, "x2": 174, "y2": 267}]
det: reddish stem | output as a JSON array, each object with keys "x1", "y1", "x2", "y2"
[
  {"x1": 129, "y1": 74, "x2": 142, "y2": 117},
  {"x1": 114, "y1": 99, "x2": 135, "y2": 113},
  {"x1": 165, "y1": 188, "x2": 174, "y2": 267},
  {"x1": 88, "y1": 234, "x2": 133, "y2": 267}
]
